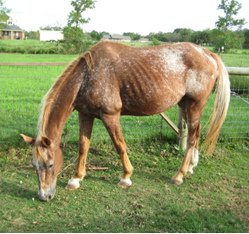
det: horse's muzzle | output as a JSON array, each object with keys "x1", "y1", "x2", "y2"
[{"x1": 38, "y1": 187, "x2": 56, "y2": 202}]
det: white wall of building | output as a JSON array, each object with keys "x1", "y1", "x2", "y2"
[{"x1": 39, "y1": 30, "x2": 64, "y2": 41}]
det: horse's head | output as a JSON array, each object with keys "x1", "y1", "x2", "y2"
[{"x1": 21, "y1": 134, "x2": 63, "y2": 201}]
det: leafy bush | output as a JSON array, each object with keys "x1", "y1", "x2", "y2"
[
  {"x1": 214, "y1": 31, "x2": 245, "y2": 52},
  {"x1": 150, "y1": 37, "x2": 161, "y2": 46},
  {"x1": 0, "y1": 40, "x2": 96, "y2": 54}
]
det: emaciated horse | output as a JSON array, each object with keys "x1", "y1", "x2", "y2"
[{"x1": 21, "y1": 41, "x2": 230, "y2": 201}]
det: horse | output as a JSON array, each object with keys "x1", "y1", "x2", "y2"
[{"x1": 21, "y1": 41, "x2": 230, "y2": 201}]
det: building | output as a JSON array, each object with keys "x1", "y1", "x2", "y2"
[
  {"x1": 0, "y1": 17, "x2": 25, "y2": 40},
  {"x1": 39, "y1": 30, "x2": 64, "y2": 41},
  {"x1": 138, "y1": 38, "x2": 149, "y2": 43},
  {"x1": 102, "y1": 34, "x2": 131, "y2": 42},
  {"x1": 102, "y1": 34, "x2": 149, "y2": 43}
]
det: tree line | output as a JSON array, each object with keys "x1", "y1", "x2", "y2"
[
  {"x1": 25, "y1": 0, "x2": 249, "y2": 52},
  {"x1": 2, "y1": 0, "x2": 249, "y2": 52},
  {"x1": 25, "y1": 27, "x2": 249, "y2": 50}
]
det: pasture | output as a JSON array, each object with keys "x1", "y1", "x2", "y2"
[
  {"x1": 0, "y1": 49, "x2": 249, "y2": 232},
  {"x1": 1, "y1": 140, "x2": 249, "y2": 232}
]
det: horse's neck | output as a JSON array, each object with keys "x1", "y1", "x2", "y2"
[{"x1": 43, "y1": 59, "x2": 85, "y2": 142}]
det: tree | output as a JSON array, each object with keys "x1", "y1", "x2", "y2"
[
  {"x1": 242, "y1": 29, "x2": 249, "y2": 49},
  {"x1": 190, "y1": 29, "x2": 211, "y2": 45},
  {"x1": 25, "y1": 31, "x2": 39, "y2": 40},
  {"x1": 100, "y1": 31, "x2": 110, "y2": 37},
  {"x1": 146, "y1": 32, "x2": 155, "y2": 41},
  {"x1": 40, "y1": 22, "x2": 63, "y2": 31},
  {"x1": 173, "y1": 28, "x2": 193, "y2": 42},
  {"x1": 215, "y1": 30, "x2": 244, "y2": 50},
  {"x1": 179, "y1": 28, "x2": 193, "y2": 42},
  {"x1": 0, "y1": 0, "x2": 11, "y2": 28},
  {"x1": 67, "y1": 0, "x2": 96, "y2": 28},
  {"x1": 153, "y1": 32, "x2": 169, "y2": 42},
  {"x1": 90, "y1": 30, "x2": 101, "y2": 41},
  {"x1": 123, "y1": 32, "x2": 141, "y2": 41},
  {"x1": 63, "y1": 26, "x2": 84, "y2": 40},
  {"x1": 151, "y1": 37, "x2": 161, "y2": 46},
  {"x1": 64, "y1": 0, "x2": 97, "y2": 53},
  {"x1": 215, "y1": 0, "x2": 246, "y2": 32},
  {"x1": 168, "y1": 32, "x2": 182, "y2": 43},
  {"x1": 62, "y1": 26, "x2": 86, "y2": 53}
]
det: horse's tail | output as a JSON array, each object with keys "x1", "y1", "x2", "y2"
[{"x1": 202, "y1": 53, "x2": 230, "y2": 154}]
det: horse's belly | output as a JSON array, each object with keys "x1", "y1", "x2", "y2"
[{"x1": 120, "y1": 90, "x2": 183, "y2": 116}]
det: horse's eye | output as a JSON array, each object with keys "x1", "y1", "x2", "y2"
[{"x1": 47, "y1": 164, "x2": 53, "y2": 169}]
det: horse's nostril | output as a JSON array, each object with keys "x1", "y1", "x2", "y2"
[{"x1": 48, "y1": 195, "x2": 52, "y2": 200}]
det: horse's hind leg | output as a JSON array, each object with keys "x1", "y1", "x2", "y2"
[
  {"x1": 66, "y1": 114, "x2": 94, "y2": 190},
  {"x1": 101, "y1": 113, "x2": 133, "y2": 188},
  {"x1": 188, "y1": 124, "x2": 201, "y2": 174},
  {"x1": 171, "y1": 100, "x2": 203, "y2": 185},
  {"x1": 178, "y1": 102, "x2": 201, "y2": 175}
]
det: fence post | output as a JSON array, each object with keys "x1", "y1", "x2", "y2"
[{"x1": 177, "y1": 108, "x2": 188, "y2": 150}]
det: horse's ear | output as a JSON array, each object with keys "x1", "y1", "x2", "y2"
[
  {"x1": 20, "y1": 134, "x2": 36, "y2": 145},
  {"x1": 41, "y1": 136, "x2": 51, "y2": 148}
]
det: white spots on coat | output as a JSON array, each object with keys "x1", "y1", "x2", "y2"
[
  {"x1": 186, "y1": 69, "x2": 206, "y2": 95},
  {"x1": 159, "y1": 47, "x2": 186, "y2": 76},
  {"x1": 193, "y1": 44, "x2": 217, "y2": 66},
  {"x1": 193, "y1": 45, "x2": 203, "y2": 54}
]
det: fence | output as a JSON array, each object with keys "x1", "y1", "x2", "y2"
[{"x1": 0, "y1": 63, "x2": 249, "y2": 148}]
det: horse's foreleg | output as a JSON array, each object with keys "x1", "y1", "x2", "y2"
[
  {"x1": 66, "y1": 114, "x2": 94, "y2": 191},
  {"x1": 101, "y1": 113, "x2": 133, "y2": 188}
]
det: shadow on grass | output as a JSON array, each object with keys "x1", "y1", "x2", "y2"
[{"x1": 1, "y1": 181, "x2": 37, "y2": 201}]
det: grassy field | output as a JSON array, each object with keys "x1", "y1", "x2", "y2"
[
  {"x1": 0, "y1": 139, "x2": 249, "y2": 232},
  {"x1": 0, "y1": 48, "x2": 249, "y2": 232}
]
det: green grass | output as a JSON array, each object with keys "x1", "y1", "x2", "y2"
[
  {"x1": 0, "y1": 39, "x2": 40, "y2": 45},
  {"x1": 221, "y1": 53, "x2": 249, "y2": 67},
  {"x1": 0, "y1": 53, "x2": 77, "y2": 63},
  {"x1": 0, "y1": 140, "x2": 249, "y2": 232}
]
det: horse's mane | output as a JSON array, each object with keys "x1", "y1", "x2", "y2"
[
  {"x1": 37, "y1": 50, "x2": 94, "y2": 140},
  {"x1": 33, "y1": 42, "x2": 103, "y2": 160}
]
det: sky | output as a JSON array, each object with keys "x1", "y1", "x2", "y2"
[{"x1": 5, "y1": 0, "x2": 249, "y2": 36}]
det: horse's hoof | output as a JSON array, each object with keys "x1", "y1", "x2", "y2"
[
  {"x1": 118, "y1": 178, "x2": 132, "y2": 188},
  {"x1": 170, "y1": 178, "x2": 183, "y2": 185},
  {"x1": 65, "y1": 177, "x2": 81, "y2": 190},
  {"x1": 65, "y1": 183, "x2": 79, "y2": 191},
  {"x1": 187, "y1": 168, "x2": 194, "y2": 174}
]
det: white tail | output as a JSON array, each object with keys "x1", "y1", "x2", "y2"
[{"x1": 202, "y1": 53, "x2": 230, "y2": 154}]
